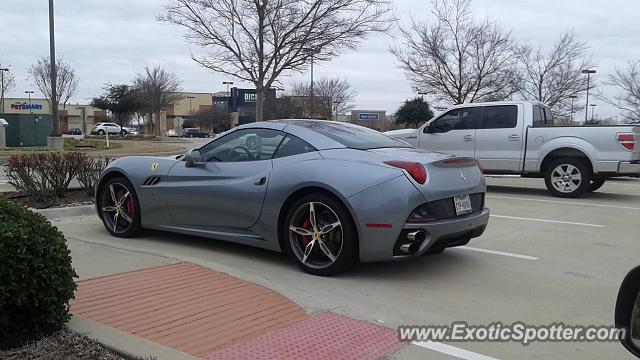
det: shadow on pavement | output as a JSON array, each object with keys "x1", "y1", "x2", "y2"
[{"x1": 487, "y1": 184, "x2": 639, "y2": 201}]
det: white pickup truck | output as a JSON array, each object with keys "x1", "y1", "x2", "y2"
[{"x1": 385, "y1": 101, "x2": 640, "y2": 197}]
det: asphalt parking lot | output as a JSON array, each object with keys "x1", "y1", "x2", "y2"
[{"x1": 37, "y1": 176, "x2": 640, "y2": 359}]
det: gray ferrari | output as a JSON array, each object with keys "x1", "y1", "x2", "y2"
[{"x1": 96, "y1": 120, "x2": 489, "y2": 275}]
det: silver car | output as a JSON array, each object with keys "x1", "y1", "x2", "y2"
[{"x1": 96, "y1": 120, "x2": 489, "y2": 275}]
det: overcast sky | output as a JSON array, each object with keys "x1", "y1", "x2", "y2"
[{"x1": 2, "y1": 0, "x2": 639, "y2": 119}]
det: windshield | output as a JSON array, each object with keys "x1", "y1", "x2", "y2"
[{"x1": 287, "y1": 120, "x2": 411, "y2": 150}]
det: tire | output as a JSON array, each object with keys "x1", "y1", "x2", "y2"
[
  {"x1": 544, "y1": 158, "x2": 592, "y2": 198},
  {"x1": 283, "y1": 193, "x2": 357, "y2": 276},
  {"x1": 98, "y1": 177, "x2": 142, "y2": 238},
  {"x1": 97, "y1": 130, "x2": 105, "y2": 136},
  {"x1": 121, "y1": 130, "x2": 128, "y2": 136},
  {"x1": 587, "y1": 178, "x2": 606, "y2": 192}
]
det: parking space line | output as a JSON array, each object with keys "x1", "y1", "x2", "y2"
[
  {"x1": 412, "y1": 341, "x2": 500, "y2": 360},
  {"x1": 458, "y1": 247, "x2": 539, "y2": 261},
  {"x1": 490, "y1": 214, "x2": 606, "y2": 228},
  {"x1": 487, "y1": 195, "x2": 640, "y2": 211}
]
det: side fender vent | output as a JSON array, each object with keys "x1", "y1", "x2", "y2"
[{"x1": 143, "y1": 176, "x2": 161, "y2": 186}]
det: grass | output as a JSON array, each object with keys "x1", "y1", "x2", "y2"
[{"x1": 63, "y1": 139, "x2": 122, "y2": 152}]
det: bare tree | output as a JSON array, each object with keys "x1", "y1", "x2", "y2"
[
  {"x1": 160, "y1": 0, "x2": 393, "y2": 122},
  {"x1": 0, "y1": 63, "x2": 16, "y2": 113},
  {"x1": 133, "y1": 65, "x2": 183, "y2": 135},
  {"x1": 391, "y1": 0, "x2": 518, "y2": 105},
  {"x1": 288, "y1": 77, "x2": 356, "y2": 119},
  {"x1": 601, "y1": 60, "x2": 640, "y2": 123},
  {"x1": 28, "y1": 57, "x2": 79, "y2": 111},
  {"x1": 515, "y1": 31, "x2": 592, "y2": 115}
]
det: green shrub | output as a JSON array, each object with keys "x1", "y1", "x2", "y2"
[{"x1": 0, "y1": 198, "x2": 77, "y2": 344}]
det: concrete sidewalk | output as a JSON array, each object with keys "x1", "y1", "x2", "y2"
[{"x1": 65, "y1": 227, "x2": 410, "y2": 360}]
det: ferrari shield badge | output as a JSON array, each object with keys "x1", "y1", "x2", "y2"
[{"x1": 151, "y1": 162, "x2": 159, "y2": 172}]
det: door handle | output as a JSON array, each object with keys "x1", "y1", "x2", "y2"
[
  {"x1": 254, "y1": 177, "x2": 267, "y2": 186},
  {"x1": 508, "y1": 134, "x2": 520, "y2": 141},
  {"x1": 463, "y1": 134, "x2": 474, "y2": 141}
]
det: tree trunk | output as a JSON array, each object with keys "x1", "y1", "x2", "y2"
[{"x1": 256, "y1": 86, "x2": 265, "y2": 122}]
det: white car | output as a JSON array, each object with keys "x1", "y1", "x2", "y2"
[{"x1": 92, "y1": 123, "x2": 137, "y2": 136}]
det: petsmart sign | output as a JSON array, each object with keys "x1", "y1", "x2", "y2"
[
  {"x1": 11, "y1": 102, "x2": 43, "y2": 110},
  {"x1": 357, "y1": 113, "x2": 380, "y2": 121}
]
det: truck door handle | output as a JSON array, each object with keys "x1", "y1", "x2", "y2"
[
  {"x1": 508, "y1": 134, "x2": 520, "y2": 141},
  {"x1": 463, "y1": 134, "x2": 474, "y2": 141},
  {"x1": 254, "y1": 177, "x2": 267, "y2": 186}
]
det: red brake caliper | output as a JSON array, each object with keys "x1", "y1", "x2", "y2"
[
  {"x1": 126, "y1": 198, "x2": 134, "y2": 218},
  {"x1": 300, "y1": 218, "x2": 311, "y2": 247}
]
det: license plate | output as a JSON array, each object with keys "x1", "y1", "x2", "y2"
[{"x1": 454, "y1": 194, "x2": 472, "y2": 215}]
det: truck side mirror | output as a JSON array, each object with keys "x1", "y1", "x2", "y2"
[
  {"x1": 424, "y1": 122, "x2": 436, "y2": 134},
  {"x1": 616, "y1": 266, "x2": 640, "y2": 358}
]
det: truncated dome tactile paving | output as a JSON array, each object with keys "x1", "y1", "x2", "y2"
[
  {"x1": 70, "y1": 262, "x2": 307, "y2": 357},
  {"x1": 202, "y1": 312, "x2": 406, "y2": 360}
]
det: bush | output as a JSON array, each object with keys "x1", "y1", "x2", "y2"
[
  {"x1": 0, "y1": 198, "x2": 77, "y2": 346},
  {"x1": 77, "y1": 157, "x2": 111, "y2": 196}
]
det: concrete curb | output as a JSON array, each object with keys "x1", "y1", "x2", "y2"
[
  {"x1": 32, "y1": 204, "x2": 95, "y2": 220},
  {"x1": 69, "y1": 315, "x2": 197, "y2": 360}
]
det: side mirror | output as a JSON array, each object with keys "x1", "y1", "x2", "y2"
[
  {"x1": 616, "y1": 266, "x2": 640, "y2": 358},
  {"x1": 184, "y1": 149, "x2": 202, "y2": 168},
  {"x1": 424, "y1": 122, "x2": 436, "y2": 134}
]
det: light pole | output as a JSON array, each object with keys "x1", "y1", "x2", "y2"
[
  {"x1": 590, "y1": 104, "x2": 597, "y2": 121},
  {"x1": 187, "y1": 96, "x2": 195, "y2": 116},
  {"x1": 25, "y1": 91, "x2": 34, "y2": 115},
  {"x1": 581, "y1": 68, "x2": 596, "y2": 124},
  {"x1": 223, "y1": 81, "x2": 233, "y2": 94},
  {"x1": 569, "y1": 95, "x2": 578, "y2": 122},
  {"x1": 333, "y1": 101, "x2": 341, "y2": 121},
  {"x1": 304, "y1": 47, "x2": 322, "y2": 118},
  {"x1": 0, "y1": 68, "x2": 8, "y2": 114}
]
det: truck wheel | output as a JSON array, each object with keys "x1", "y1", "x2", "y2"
[
  {"x1": 587, "y1": 178, "x2": 606, "y2": 192},
  {"x1": 544, "y1": 158, "x2": 592, "y2": 198}
]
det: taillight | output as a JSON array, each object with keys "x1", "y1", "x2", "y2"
[
  {"x1": 617, "y1": 133, "x2": 636, "y2": 151},
  {"x1": 476, "y1": 159, "x2": 484, "y2": 174},
  {"x1": 384, "y1": 161, "x2": 427, "y2": 184}
]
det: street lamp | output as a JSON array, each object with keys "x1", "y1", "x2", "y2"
[
  {"x1": 25, "y1": 91, "x2": 35, "y2": 115},
  {"x1": 49, "y1": 0, "x2": 59, "y2": 136},
  {"x1": 590, "y1": 104, "x2": 597, "y2": 121},
  {"x1": 333, "y1": 101, "x2": 342, "y2": 121},
  {"x1": 304, "y1": 47, "x2": 322, "y2": 118},
  {"x1": 222, "y1": 81, "x2": 233, "y2": 94},
  {"x1": 0, "y1": 68, "x2": 9, "y2": 114},
  {"x1": 581, "y1": 68, "x2": 596, "y2": 124},
  {"x1": 569, "y1": 95, "x2": 578, "y2": 122},
  {"x1": 186, "y1": 96, "x2": 195, "y2": 116}
]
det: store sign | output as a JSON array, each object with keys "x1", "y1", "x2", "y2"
[
  {"x1": 11, "y1": 102, "x2": 43, "y2": 110},
  {"x1": 357, "y1": 113, "x2": 380, "y2": 121}
]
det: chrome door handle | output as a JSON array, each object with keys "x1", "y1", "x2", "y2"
[
  {"x1": 508, "y1": 134, "x2": 520, "y2": 141},
  {"x1": 463, "y1": 134, "x2": 474, "y2": 141},
  {"x1": 254, "y1": 177, "x2": 267, "y2": 186}
]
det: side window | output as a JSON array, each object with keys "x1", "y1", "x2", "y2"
[
  {"x1": 543, "y1": 107, "x2": 554, "y2": 125},
  {"x1": 478, "y1": 105, "x2": 518, "y2": 129},
  {"x1": 532, "y1": 105, "x2": 544, "y2": 127},
  {"x1": 273, "y1": 135, "x2": 316, "y2": 159},
  {"x1": 428, "y1": 108, "x2": 477, "y2": 133},
  {"x1": 199, "y1": 128, "x2": 285, "y2": 162}
]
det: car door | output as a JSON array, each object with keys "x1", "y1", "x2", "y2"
[
  {"x1": 418, "y1": 107, "x2": 478, "y2": 158},
  {"x1": 107, "y1": 123, "x2": 120, "y2": 134},
  {"x1": 474, "y1": 104, "x2": 524, "y2": 172},
  {"x1": 165, "y1": 128, "x2": 286, "y2": 228}
]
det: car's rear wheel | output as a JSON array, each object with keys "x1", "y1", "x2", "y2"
[
  {"x1": 544, "y1": 158, "x2": 592, "y2": 198},
  {"x1": 97, "y1": 129, "x2": 105, "y2": 136},
  {"x1": 284, "y1": 194, "x2": 356, "y2": 276},
  {"x1": 587, "y1": 178, "x2": 606, "y2": 192},
  {"x1": 99, "y1": 177, "x2": 141, "y2": 238}
]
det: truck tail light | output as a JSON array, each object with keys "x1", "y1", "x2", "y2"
[
  {"x1": 617, "y1": 133, "x2": 636, "y2": 151},
  {"x1": 384, "y1": 161, "x2": 427, "y2": 184},
  {"x1": 477, "y1": 159, "x2": 484, "y2": 174}
]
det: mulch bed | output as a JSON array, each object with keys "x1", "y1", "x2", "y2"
[
  {"x1": 1, "y1": 188, "x2": 94, "y2": 209},
  {"x1": 0, "y1": 329, "x2": 139, "y2": 360}
]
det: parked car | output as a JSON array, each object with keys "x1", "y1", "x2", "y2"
[
  {"x1": 385, "y1": 101, "x2": 640, "y2": 197},
  {"x1": 615, "y1": 266, "x2": 640, "y2": 358},
  {"x1": 91, "y1": 122, "x2": 123, "y2": 136},
  {"x1": 182, "y1": 128, "x2": 209, "y2": 138},
  {"x1": 62, "y1": 128, "x2": 85, "y2": 140},
  {"x1": 95, "y1": 120, "x2": 489, "y2": 275}
]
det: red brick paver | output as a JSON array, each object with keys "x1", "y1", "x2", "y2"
[
  {"x1": 71, "y1": 262, "x2": 307, "y2": 357},
  {"x1": 203, "y1": 312, "x2": 406, "y2": 360}
]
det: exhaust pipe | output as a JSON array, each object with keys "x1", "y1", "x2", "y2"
[
  {"x1": 399, "y1": 242, "x2": 419, "y2": 254},
  {"x1": 407, "y1": 230, "x2": 426, "y2": 243}
]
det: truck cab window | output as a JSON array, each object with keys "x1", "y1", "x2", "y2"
[{"x1": 430, "y1": 108, "x2": 477, "y2": 133}]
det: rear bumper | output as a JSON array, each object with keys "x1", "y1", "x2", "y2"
[
  {"x1": 391, "y1": 208, "x2": 490, "y2": 260},
  {"x1": 618, "y1": 161, "x2": 640, "y2": 175}
]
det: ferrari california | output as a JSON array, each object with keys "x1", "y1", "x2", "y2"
[{"x1": 96, "y1": 120, "x2": 489, "y2": 275}]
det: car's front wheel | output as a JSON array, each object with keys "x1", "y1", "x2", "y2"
[
  {"x1": 99, "y1": 177, "x2": 141, "y2": 238},
  {"x1": 97, "y1": 129, "x2": 105, "y2": 136},
  {"x1": 284, "y1": 194, "x2": 356, "y2": 276}
]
